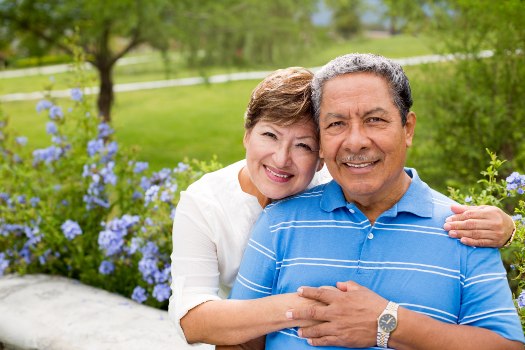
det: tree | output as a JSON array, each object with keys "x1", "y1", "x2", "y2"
[
  {"x1": 326, "y1": 0, "x2": 363, "y2": 39},
  {"x1": 171, "y1": 0, "x2": 318, "y2": 68},
  {"x1": 412, "y1": 0, "x2": 525, "y2": 189},
  {"x1": 1, "y1": 0, "x2": 175, "y2": 123}
]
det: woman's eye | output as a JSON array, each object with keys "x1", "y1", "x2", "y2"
[
  {"x1": 296, "y1": 143, "x2": 313, "y2": 152},
  {"x1": 262, "y1": 132, "x2": 277, "y2": 140}
]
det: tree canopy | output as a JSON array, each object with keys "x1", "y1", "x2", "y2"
[{"x1": 1, "y1": 0, "x2": 318, "y2": 122}]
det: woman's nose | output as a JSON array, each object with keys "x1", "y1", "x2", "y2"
[{"x1": 273, "y1": 144, "x2": 292, "y2": 167}]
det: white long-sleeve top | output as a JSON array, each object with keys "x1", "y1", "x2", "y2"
[{"x1": 168, "y1": 160, "x2": 331, "y2": 348}]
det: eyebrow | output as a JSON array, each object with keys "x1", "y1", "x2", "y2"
[
  {"x1": 264, "y1": 125, "x2": 316, "y2": 140},
  {"x1": 324, "y1": 107, "x2": 387, "y2": 120}
]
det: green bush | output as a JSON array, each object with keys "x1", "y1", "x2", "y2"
[
  {"x1": 0, "y1": 80, "x2": 221, "y2": 309},
  {"x1": 448, "y1": 150, "x2": 525, "y2": 328}
]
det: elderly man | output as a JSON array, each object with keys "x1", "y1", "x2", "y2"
[{"x1": 230, "y1": 53, "x2": 524, "y2": 349}]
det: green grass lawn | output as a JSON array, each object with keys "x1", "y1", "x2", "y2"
[{"x1": 1, "y1": 34, "x2": 435, "y2": 170}]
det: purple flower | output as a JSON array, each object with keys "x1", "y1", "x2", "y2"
[
  {"x1": 36, "y1": 100, "x2": 53, "y2": 113},
  {"x1": 49, "y1": 105, "x2": 63, "y2": 120},
  {"x1": 160, "y1": 190, "x2": 173, "y2": 203},
  {"x1": 0, "y1": 253, "x2": 9, "y2": 276},
  {"x1": 138, "y1": 255, "x2": 158, "y2": 284},
  {"x1": 98, "y1": 228, "x2": 126, "y2": 257},
  {"x1": 141, "y1": 241, "x2": 159, "y2": 257},
  {"x1": 99, "y1": 260, "x2": 115, "y2": 275},
  {"x1": 464, "y1": 196, "x2": 472, "y2": 203},
  {"x1": 144, "y1": 185, "x2": 160, "y2": 206},
  {"x1": 46, "y1": 122, "x2": 58, "y2": 135},
  {"x1": 127, "y1": 237, "x2": 143, "y2": 255},
  {"x1": 30, "y1": 197, "x2": 40, "y2": 207},
  {"x1": 154, "y1": 265, "x2": 171, "y2": 284},
  {"x1": 17, "y1": 195, "x2": 26, "y2": 204},
  {"x1": 174, "y1": 162, "x2": 190, "y2": 173},
  {"x1": 33, "y1": 145, "x2": 64, "y2": 165},
  {"x1": 98, "y1": 123, "x2": 114, "y2": 139},
  {"x1": 133, "y1": 161, "x2": 149, "y2": 174},
  {"x1": 38, "y1": 249, "x2": 52, "y2": 265},
  {"x1": 100, "y1": 161, "x2": 116, "y2": 185},
  {"x1": 518, "y1": 291, "x2": 525, "y2": 309},
  {"x1": 506, "y1": 172, "x2": 525, "y2": 191},
  {"x1": 70, "y1": 88, "x2": 83, "y2": 102},
  {"x1": 131, "y1": 286, "x2": 148, "y2": 304},
  {"x1": 61, "y1": 220, "x2": 83, "y2": 240},
  {"x1": 87, "y1": 139, "x2": 104, "y2": 157},
  {"x1": 152, "y1": 283, "x2": 171, "y2": 302},
  {"x1": 15, "y1": 136, "x2": 27, "y2": 146}
]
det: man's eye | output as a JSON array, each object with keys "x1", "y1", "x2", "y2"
[
  {"x1": 367, "y1": 117, "x2": 385, "y2": 123},
  {"x1": 326, "y1": 121, "x2": 344, "y2": 129}
]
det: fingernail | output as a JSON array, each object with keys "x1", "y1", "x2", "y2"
[
  {"x1": 285, "y1": 310, "x2": 293, "y2": 319},
  {"x1": 307, "y1": 338, "x2": 313, "y2": 345},
  {"x1": 298, "y1": 329, "x2": 303, "y2": 337},
  {"x1": 449, "y1": 230, "x2": 457, "y2": 238},
  {"x1": 443, "y1": 223, "x2": 451, "y2": 230},
  {"x1": 297, "y1": 287, "x2": 303, "y2": 295},
  {"x1": 445, "y1": 216, "x2": 452, "y2": 222}
]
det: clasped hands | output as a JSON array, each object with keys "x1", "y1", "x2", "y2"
[{"x1": 287, "y1": 281, "x2": 388, "y2": 348}]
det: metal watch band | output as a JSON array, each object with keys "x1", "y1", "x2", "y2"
[{"x1": 377, "y1": 301, "x2": 399, "y2": 348}]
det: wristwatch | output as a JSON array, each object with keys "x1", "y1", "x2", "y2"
[{"x1": 377, "y1": 301, "x2": 399, "y2": 348}]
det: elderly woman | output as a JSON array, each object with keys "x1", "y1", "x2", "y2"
[{"x1": 168, "y1": 67, "x2": 514, "y2": 349}]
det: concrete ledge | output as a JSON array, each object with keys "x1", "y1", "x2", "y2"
[{"x1": 0, "y1": 274, "x2": 181, "y2": 350}]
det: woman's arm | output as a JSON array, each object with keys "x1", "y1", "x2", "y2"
[
  {"x1": 182, "y1": 293, "x2": 320, "y2": 345},
  {"x1": 444, "y1": 205, "x2": 515, "y2": 247}
]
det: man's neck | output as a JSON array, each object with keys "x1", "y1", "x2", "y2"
[{"x1": 346, "y1": 171, "x2": 412, "y2": 225}]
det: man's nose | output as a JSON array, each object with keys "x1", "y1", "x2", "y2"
[{"x1": 343, "y1": 124, "x2": 371, "y2": 152}]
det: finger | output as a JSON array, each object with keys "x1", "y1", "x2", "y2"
[
  {"x1": 306, "y1": 335, "x2": 342, "y2": 347},
  {"x1": 319, "y1": 285, "x2": 338, "y2": 291},
  {"x1": 286, "y1": 304, "x2": 328, "y2": 321},
  {"x1": 298, "y1": 286, "x2": 338, "y2": 304},
  {"x1": 446, "y1": 205, "x2": 495, "y2": 224},
  {"x1": 460, "y1": 236, "x2": 493, "y2": 247},
  {"x1": 448, "y1": 228, "x2": 495, "y2": 240},
  {"x1": 450, "y1": 204, "x2": 471, "y2": 214},
  {"x1": 298, "y1": 322, "x2": 335, "y2": 339},
  {"x1": 336, "y1": 280, "x2": 359, "y2": 292}
]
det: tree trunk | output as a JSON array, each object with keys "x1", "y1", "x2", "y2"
[{"x1": 97, "y1": 64, "x2": 114, "y2": 123}]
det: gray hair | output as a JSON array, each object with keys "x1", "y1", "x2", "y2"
[{"x1": 311, "y1": 53, "x2": 413, "y2": 126}]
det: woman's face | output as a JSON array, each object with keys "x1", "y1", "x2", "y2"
[{"x1": 243, "y1": 120, "x2": 322, "y2": 200}]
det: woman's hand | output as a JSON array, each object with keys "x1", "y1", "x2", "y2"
[{"x1": 444, "y1": 205, "x2": 515, "y2": 247}]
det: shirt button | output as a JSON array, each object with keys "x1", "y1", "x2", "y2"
[
  {"x1": 348, "y1": 208, "x2": 355, "y2": 214},
  {"x1": 368, "y1": 233, "x2": 374, "y2": 239}
]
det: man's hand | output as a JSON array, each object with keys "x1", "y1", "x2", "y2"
[
  {"x1": 444, "y1": 205, "x2": 515, "y2": 247},
  {"x1": 285, "y1": 281, "x2": 387, "y2": 347}
]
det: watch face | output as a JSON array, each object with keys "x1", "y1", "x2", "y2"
[{"x1": 379, "y1": 313, "x2": 397, "y2": 332}]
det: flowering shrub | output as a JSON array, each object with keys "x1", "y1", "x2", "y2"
[
  {"x1": 0, "y1": 81, "x2": 221, "y2": 309},
  {"x1": 448, "y1": 150, "x2": 525, "y2": 328}
]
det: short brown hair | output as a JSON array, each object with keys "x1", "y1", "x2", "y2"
[{"x1": 244, "y1": 67, "x2": 314, "y2": 130}]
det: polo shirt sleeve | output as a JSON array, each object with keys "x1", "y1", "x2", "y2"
[
  {"x1": 459, "y1": 246, "x2": 525, "y2": 343},
  {"x1": 230, "y1": 211, "x2": 276, "y2": 300}
]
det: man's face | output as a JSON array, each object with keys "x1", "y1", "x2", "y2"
[{"x1": 318, "y1": 72, "x2": 416, "y2": 207}]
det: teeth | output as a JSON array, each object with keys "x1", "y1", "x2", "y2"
[
  {"x1": 345, "y1": 162, "x2": 374, "y2": 168},
  {"x1": 266, "y1": 167, "x2": 291, "y2": 178}
]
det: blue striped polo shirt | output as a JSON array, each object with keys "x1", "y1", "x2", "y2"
[{"x1": 230, "y1": 168, "x2": 524, "y2": 349}]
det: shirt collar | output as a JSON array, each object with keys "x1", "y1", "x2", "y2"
[{"x1": 320, "y1": 167, "x2": 433, "y2": 218}]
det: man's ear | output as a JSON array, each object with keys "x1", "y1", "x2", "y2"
[
  {"x1": 404, "y1": 112, "x2": 416, "y2": 148},
  {"x1": 316, "y1": 158, "x2": 324, "y2": 172}
]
